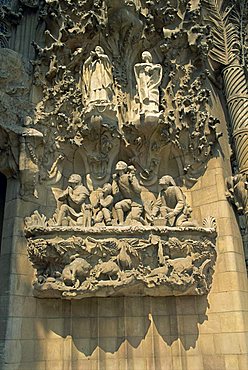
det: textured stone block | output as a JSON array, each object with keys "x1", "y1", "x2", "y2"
[
  {"x1": 72, "y1": 318, "x2": 98, "y2": 339},
  {"x1": 202, "y1": 355, "x2": 225, "y2": 370},
  {"x1": 214, "y1": 333, "x2": 248, "y2": 355}
]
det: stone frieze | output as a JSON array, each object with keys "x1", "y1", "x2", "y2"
[{"x1": 25, "y1": 222, "x2": 217, "y2": 298}]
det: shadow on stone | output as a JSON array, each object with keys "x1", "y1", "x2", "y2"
[
  {"x1": 36, "y1": 294, "x2": 209, "y2": 359},
  {"x1": 152, "y1": 295, "x2": 209, "y2": 350}
]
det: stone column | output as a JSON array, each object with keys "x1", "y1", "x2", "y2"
[
  {"x1": 223, "y1": 62, "x2": 248, "y2": 264},
  {"x1": 222, "y1": 63, "x2": 248, "y2": 173}
]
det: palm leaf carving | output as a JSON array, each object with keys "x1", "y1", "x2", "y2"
[{"x1": 202, "y1": 0, "x2": 240, "y2": 65}]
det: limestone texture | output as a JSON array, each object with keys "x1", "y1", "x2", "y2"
[{"x1": 0, "y1": 0, "x2": 247, "y2": 369}]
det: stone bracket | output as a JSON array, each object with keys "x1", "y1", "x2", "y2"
[{"x1": 25, "y1": 225, "x2": 217, "y2": 299}]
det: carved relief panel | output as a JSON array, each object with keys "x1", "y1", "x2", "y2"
[{"x1": 11, "y1": 0, "x2": 223, "y2": 298}]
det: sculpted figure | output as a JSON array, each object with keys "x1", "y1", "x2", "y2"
[
  {"x1": 62, "y1": 256, "x2": 91, "y2": 287},
  {"x1": 94, "y1": 259, "x2": 120, "y2": 281},
  {"x1": 112, "y1": 161, "x2": 146, "y2": 225},
  {"x1": 134, "y1": 51, "x2": 162, "y2": 114},
  {"x1": 82, "y1": 46, "x2": 114, "y2": 104},
  {"x1": 56, "y1": 174, "x2": 91, "y2": 226},
  {"x1": 93, "y1": 183, "x2": 113, "y2": 226},
  {"x1": 153, "y1": 175, "x2": 189, "y2": 226}
]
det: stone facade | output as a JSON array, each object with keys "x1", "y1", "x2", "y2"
[{"x1": 0, "y1": 0, "x2": 247, "y2": 369}]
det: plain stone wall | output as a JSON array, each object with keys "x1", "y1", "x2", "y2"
[{"x1": 0, "y1": 156, "x2": 248, "y2": 370}]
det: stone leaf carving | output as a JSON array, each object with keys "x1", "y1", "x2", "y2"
[
  {"x1": 19, "y1": 0, "x2": 39, "y2": 8},
  {"x1": 21, "y1": 1, "x2": 222, "y2": 298},
  {"x1": 226, "y1": 174, "x2": 248, "y2": 216},
  {"x1": 25, "y1": 225, "x2": 217, "y2": 298},
  {"x1": 29, "y1": 0, "x2": 222, "y2": 194}
]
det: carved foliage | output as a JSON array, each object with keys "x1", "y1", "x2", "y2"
[
  {"x1": 29, "y1": 0, "x2": 221, "y2": 191},
  {"x1": 26, "y1": 227, "x2": 217, "y2": 298}
]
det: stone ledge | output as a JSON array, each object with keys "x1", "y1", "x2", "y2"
[
  {"x1": 24, "y1": 225, "x2": 217, "y2": 237},
  {"x1": 25, "y1": 226, "x2": 217, "y2": 299}
]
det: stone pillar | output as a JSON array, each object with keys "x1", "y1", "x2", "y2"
[
  {"x1": 222, "y1": 63, "x2": 248, "y2": 173},
  {"x1": 223, "y1": 63, "x2": 248, "y2": 262}
]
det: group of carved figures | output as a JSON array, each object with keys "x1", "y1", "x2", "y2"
[
  {"x1": 55, "y1": 161, "x2": 193, "y2": 228},
  {"x1": 82, "y1": 46, "x2": 162, "y2": 114}
]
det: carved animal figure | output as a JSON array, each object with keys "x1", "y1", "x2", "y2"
[
  {"x1": 116, "y1": 241, "x2": 132, "y2": 270},
  {"x1": 62, "y1": 257, "x2": 91, "y2": 287},
  {"x1": 168, "y1": 255, "x2": 193, "y2": 275},
  {"x1": 147, "y1": 264, "x2": 170, "y2": 278},
  {"x1": 94, "y1": 260, "x2": 120, "y2": 280}
]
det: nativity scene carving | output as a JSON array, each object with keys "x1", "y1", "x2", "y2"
[{"x1": 22, "y1": 0, "x2": 222, "y2": 300}]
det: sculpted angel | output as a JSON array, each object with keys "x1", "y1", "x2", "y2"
[
  {"x1": 134, "y1": 51, "x2": 162, "y2": 114},
  {"x1": 82, "y1": 46, "x2": 114, "y2": 104}
]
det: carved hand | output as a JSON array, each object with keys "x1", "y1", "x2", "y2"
[{"x1": 166, "y1": 212, "x2": 176, "y2": 219}]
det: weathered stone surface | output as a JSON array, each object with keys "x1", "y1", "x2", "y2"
[
  {"x1": 0, "y1": 0, "x2": 248, "y2": 369},
  {"x1": 25, "y1": 224, "x2": 217, "y2": 298}
]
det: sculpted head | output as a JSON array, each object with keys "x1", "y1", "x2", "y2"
[
  {"x1": 95, "y1": 45, "x2": 104, "y2": 55},
  {"x1": 102, "y1": 183, "x2": 112, "y2": 195},
  {"x1": 115, "y1": 161, "x2": 128, "y2": 175},
  {"x1": 159, "y1": 175, "x2": 176, "y2": 189},
  {"x1": 142, "y1": 51, "x2": 153, "y2": 63},
  {"x1": 68, "y1": 174, "x2": 82, "y2": 188},
  {"x1": 128, "y1": 165, "x2": 136, "y2": 174}
]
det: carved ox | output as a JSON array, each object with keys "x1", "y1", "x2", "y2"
[{"x1": 62, "y1": 257, "x2": 91, "y2": 287}]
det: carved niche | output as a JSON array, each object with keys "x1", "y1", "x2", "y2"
[{"x1": 23, "y1": 0, "x2": 220, "y2": 298}]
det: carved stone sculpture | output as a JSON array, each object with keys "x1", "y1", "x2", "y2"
[
  {"x1": 82, "y1": 46, "x2": 114, "y2": 105},
  {"x1": 62, "y1": 256, "x2": 91, "y2": 287},
  {"x1": 112, "y1": 161, "x2": 146, "y2": 226},
  {"x1": 134, "y1": 51, "x2": 162, "y2": 114},
  {"x1": 92, "y1": 183, "x2": 113, "y2": 226},
  {"x1": 24, "y1": 164, "x2": 216, "y2": 298},
  {"x1": 56, "y1": 174, "x2": 91, "y2": 226},
  {"x1": 226, "y1": 174, "x2": 248, "y2": 216},
  {"x1": 25, "y1": 224, "x2": 217, "y2": 298},
  {"x1": 16, "y1": 0, "x2": 225, "y2": 298},
  {"x1": 27, "y1": 161, "x2": 198, "y2": 230},
  {"x1": 152, "y1": 175, "x2": 193, "y2": 227}
]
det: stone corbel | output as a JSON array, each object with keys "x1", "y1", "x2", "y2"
[{"x1": 24, "y1": 223, "x2": 217, "y2": 299}]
